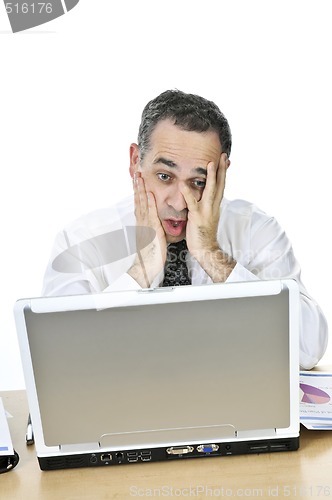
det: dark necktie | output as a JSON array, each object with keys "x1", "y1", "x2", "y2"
[{"x1": 162, "y1": 239, "x2": 191, "y2": 287}]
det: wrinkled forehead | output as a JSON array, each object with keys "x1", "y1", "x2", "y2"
[{"x1": 147, "y1": 119, "x2": 222, "y2": 164}]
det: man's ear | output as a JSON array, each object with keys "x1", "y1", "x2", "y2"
[
  {"x1": 129, "y1": 143, "x2": 140, "y2": 178},
  {"x1": 223, "y1": 152, "x2": 231, "y2": 170}
]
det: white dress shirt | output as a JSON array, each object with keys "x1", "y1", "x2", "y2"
[{"x1": 42, "y1": 195, "x2": 328, "y2": 370}]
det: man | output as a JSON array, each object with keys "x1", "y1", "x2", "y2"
[{"x1": 42, "y1": 89, "x2": 328, "y2": 369}]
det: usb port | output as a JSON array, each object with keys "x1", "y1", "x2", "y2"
[
  {"x1": 127, "y1": 452, "x2": 139, "y2": 463},
  {"x1": 141, "y1": 451, "x2": 152, "y2": 462}
]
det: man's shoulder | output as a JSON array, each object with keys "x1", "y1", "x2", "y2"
[
  {"x1": 62, "y1": 195, "x2": 135, "y2": 238},
  {"x1": 222, "y1": 198, "x2": 267, "y2": 217}
]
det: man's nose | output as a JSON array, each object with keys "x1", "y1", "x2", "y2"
[{"x1": 167, "y1": 185, "x2": 187, "y2": 212}]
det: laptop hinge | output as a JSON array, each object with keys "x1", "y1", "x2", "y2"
[
  {"x1": 138, "y1": 287, "x2": 174, "y2": 293},
  {"x1": 60, "y1": 442, "x2": 100, "y2": 453},
  {"x1": 236, "y1": 428, "x2": 276, "y2": 439}
]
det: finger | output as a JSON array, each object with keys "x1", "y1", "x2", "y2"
[
  {"x1": 179, "y1": 183, "x2": 197, "y2": 212},
  {"x1": 137, "y1": 177, "x2": 148, "y2": 215},
  {"x1": 147, "y1": 191, "x2": 159, "y2": 221},
  {"x1": 147, "y1": 191, "x2": 167, "y2": 250},
  {"x1": 201, "y1": 161, "x2": 217, "y2": 204},
  {"x1": 215, "y1": 153, "x2": 228, "y2": 203},
  {"x1": 133, "y1": 173, "x2": 148, "y2": 222},
  {"x1": 133, "y1": 172, "x2": 141, "y2": 217}
]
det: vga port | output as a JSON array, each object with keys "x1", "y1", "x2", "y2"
[{"x1": 196, "y1": 444, "x2": 219, "y2": 453}]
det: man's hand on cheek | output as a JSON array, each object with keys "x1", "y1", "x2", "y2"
[
  {"x1": 129, "y1": 172, "x2": 167, "y2": 287},
  {"x1": 181, "y1": 153, "x2": 228, "y2": 256},
  {"x1": 181, "y1": 153, "x2": 236, "y2": 282}
]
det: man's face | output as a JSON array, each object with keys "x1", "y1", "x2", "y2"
[{"x1": 130, "y1": 119, "x2": 223, "y2": 243}]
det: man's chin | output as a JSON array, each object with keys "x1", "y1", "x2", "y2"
[
  {"x1": 166, "y1": 235, "x2": 186, "y2": 244},
  {"x1": 165, "y1": 229, "x2": 187, "y2": 244}
]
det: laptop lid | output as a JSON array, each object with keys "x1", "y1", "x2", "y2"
[{"x1": 14, "y1": 279, "x2": 300, "y2": 468}]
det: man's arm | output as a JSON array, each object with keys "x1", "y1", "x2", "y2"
[
  {"x1": 42, "y1": 201, "x2": 141, "y2": 296},
  {"x1": 42, "y1": 232, "x2": 99, "y2": 296},
  {"x1": 226, "y1": 208, "x2": 328, "y2": 370}
]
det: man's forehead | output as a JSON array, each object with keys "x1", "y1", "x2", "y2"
[{"x1": 148, "y1": 119, "x2": 222, "y2": 159}]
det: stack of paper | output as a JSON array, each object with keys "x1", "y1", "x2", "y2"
[{"x1": 300, "y1": 371, "x2": 332, "y2": 429}]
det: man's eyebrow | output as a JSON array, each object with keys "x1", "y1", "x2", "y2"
[
  {"x1": 153, "y1": 157, "x2": 178, "y2": 168},
  {"x1": 153, "y1": 158, "x2": 207, "y2": 176},
  {"x1": 194, "y1": 167, "x2": 207, "y2": 176}
]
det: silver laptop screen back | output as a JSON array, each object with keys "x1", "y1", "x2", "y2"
[{"x1": 23, "y1": 289, "x2": 290, "y2": 448}]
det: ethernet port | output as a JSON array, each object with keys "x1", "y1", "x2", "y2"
[{"x1": 101, "y1": 453, "x2": 112, "y2": 462}]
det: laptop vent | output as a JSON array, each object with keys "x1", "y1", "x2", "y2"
[
  {"x1": 247, "y1": 440, "x2": 292, "y2": 454},
  {"x1": 45, "y1": 455, "x2": 86, "y2": 470},
  {"x1": 269, "y1": 441, "x2": 292, "y2": 452}
]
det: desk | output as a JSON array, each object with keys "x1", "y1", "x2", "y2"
[{"x1": 1, "y1": 390, "x2": 332, "y2": 500}]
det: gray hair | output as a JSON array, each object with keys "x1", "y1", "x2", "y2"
[{"x1": 138, "y1": 89, "x2": 232, "y2": 161}]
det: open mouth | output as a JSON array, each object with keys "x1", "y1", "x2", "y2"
[
  {"x1": 169, "y1": 220, "x2": 182, "y2": 227},
  {"x1": 164, "y1": 219, "x2": 187, "y2": 237}
]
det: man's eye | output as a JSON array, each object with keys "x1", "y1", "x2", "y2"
[
  {"x1": 157, "y1": 173, "x2": 171, "y2": 182},
  {"x1": 193, "y1": 179, "x2": 206, "y2": 189}
]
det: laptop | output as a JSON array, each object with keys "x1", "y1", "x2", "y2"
[{"x1": 14, "y1": 279, "x2": 300, "y2": 471}]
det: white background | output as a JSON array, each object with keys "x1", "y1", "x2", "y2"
[{"x1": 0, "y1": 1, "x2": 331, "y2": 390}]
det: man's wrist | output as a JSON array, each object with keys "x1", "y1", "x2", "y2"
[
  {"x1": 194, "y1": 246, "x2": 236, "y2": 283},
  {"x1": 128, "y1": 250, "x2": 164, "y2": 288},
  {"x1": 128, "y1": 258, "x2": 150, "y2": 288}
]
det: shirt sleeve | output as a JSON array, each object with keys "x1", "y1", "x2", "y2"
[
  {"x1": 226, "y1": 212, "x2": 328, "y2": 370},
  {"x1": 225, "y1": 263, "x2": 257, "y2": 282},
  {"x1": 103, "y1": 273, "x2": 141, "y2": 292},
  {"x1": 41, "y1": 227, "x2": 127, "y2": 296}
]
